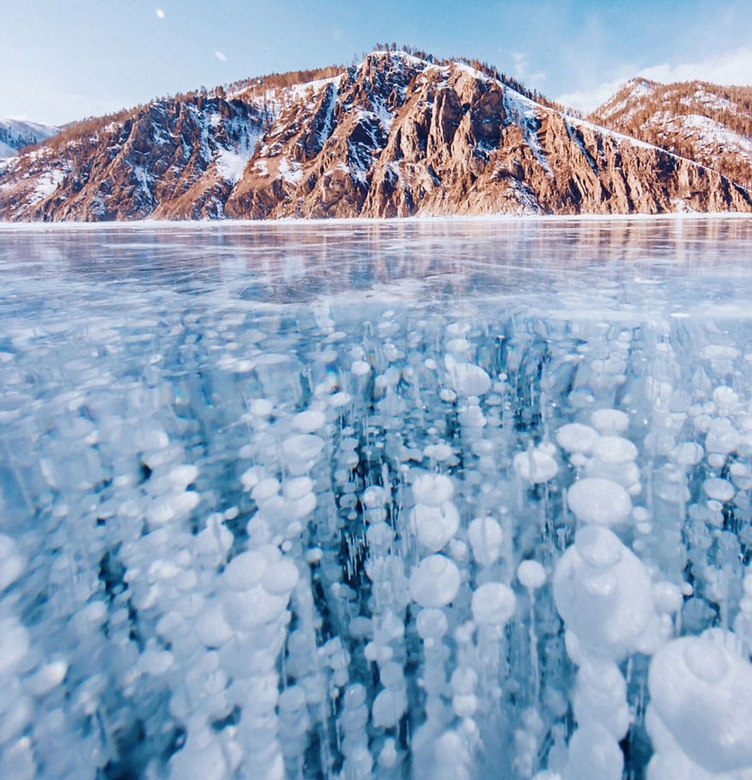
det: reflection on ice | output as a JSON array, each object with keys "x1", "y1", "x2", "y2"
[{"x1": 2, "y1": 218, "x2": 752, "y2": 779}]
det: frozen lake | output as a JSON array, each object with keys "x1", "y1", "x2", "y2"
[{"x1": 2, "y1": 216, "x2": 752, "y2": 780}]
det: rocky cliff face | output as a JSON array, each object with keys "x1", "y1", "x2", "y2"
[{"x1": 1, "y1": 52, "x2": 750, "y2": 221}]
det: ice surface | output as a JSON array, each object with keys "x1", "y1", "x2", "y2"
[{"x1": 2, "y1": 217, "x2": 752, "y2": 779}]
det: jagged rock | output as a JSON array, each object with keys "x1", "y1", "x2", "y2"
[{"x1": 1, "y1": 52, "x2": 750, "y2": 221}]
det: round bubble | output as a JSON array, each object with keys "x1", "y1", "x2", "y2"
[
  {"x1": 411, "y1": 502, "x2": 460, "y2": 552},
  {"x1": 514, "y1": 448, "x2": 559, "y2": 483},
  {"x1": 416, "y1": 608, "x2": 449, "y2": 640},
  {"x1": 518, "y1": 560, "x2": 546, "y2": 590},
  {"x1": 410, "y1": 555, "x2": 461, "y2": 608},
  {"x1": 672, "y1": 441, "x2": 704, "y2": 466},
  {"x1": 447, "y1": 363, "x2": 492, "y2": 396},
  {"x1": 592, "y1": 437, "x2": 638, "y2": 464},
  {"x1": 703, "y1": 478, "x2": 735, "y2": 502},
  {"x1": 591, "y1": 409, "x2": 629, "y2": 435},
  {"x1": 649, "y1": 633, "x2": 752, "y2": 773},
  {"x1": 567, "y1": 478, "x2": 632, "y2": 526},
  {"x1": 292, "y1": 410, "x2": 326, "y2": 433},
  {"x1": 471, "y1": 583, "x2": 516, "y2": 626},
  {"x1": 556, "y1": 423, "x2": 600, "y2": 454},
  {"x1": 413, "y1": 473, "x2": 454, "y2": 506}
]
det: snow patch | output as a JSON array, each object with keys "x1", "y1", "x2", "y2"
[
  {"x1": 278, "y1": 157, "x2": 303, "y2": 184},
  {"x1": 29, "y1": 169, "x2": 65, "y2": 204}
]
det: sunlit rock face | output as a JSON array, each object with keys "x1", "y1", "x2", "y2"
[
  {"x1": 2, "y1": 220, "x2": 752, "y2": 779},
  {"x1": 1, "y1": 50, "x2": 751, "y2": 222}
]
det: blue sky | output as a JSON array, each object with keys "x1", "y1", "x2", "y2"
[{"x1": 2, "y1": 0, "x2": 752, "y2": 125}]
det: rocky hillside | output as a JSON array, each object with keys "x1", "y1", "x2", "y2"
[
  {"x1": 591, "y1": 78, "x2": 752, "y2": 189},
  {"x1": 0, "y1": 118, "x2": 58, "y2": 158},
  {"x1": 1, "y1": 51, "x2": 751, "y2": 221}
]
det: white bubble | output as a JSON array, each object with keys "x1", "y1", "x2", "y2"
[
  {"x1": 567, "y1": 724, "x2": 624, "y2": 780},
  {"x1": 518, "y1": 560, "x2": 546, "y2": 590},
  {"x1": 649, "y1": 633, "x2": 752, "y2": 773},
  {"x1": 591, "y1": 409, "x2": 629, "y2": 435},
  {"x1": 292, "y1": 410, "x2": 326, "y2": 433},
  {"x1": 412, "y1": 473, "x2": 454, "y2": 506},
  {"x1": 262, "y1": 559, "x2": 299, "y2": 595},
  {"x1": 447, "y1": 362, "x2": 492, "y2": 396},
  {"x1": 223, "y1": 550, "x2": 268, "y2": 589},
  {"x1": 0, "y1": 534, "x2": 24, "y2": 591},
  {"x1": 556, "y1": 423, "x2": 600, "y2": 454},
  {"x1": 411, "y1": 502, "x2": 460, "y2": 552},
  {"x1": 567, "y1": 478, "x2": 632, "y2": 526},
  {"x1": 416, "y1": 608, "x2": 448, "y2": 640},
  {"x1": 671, "y1": 442, "x2": 704, "y2": 466},
  {"x1": 703, "y1": 477, "x2": 735, "y2": 502},
  {"x1": 592, "y1": 436, "x2": 638, "y2": 464},
  {"x1": 372, "y1": 688, "x2": 407, "y2": 728},
  {"x1": 514, "y1": 447, "x2": 559, "y2": 483},
  {"x1": 283, "y1": 434, "x2": 324, "y2": 461},
  {"x1": 471, "y1": 583, "x2": 516, "y2": 627},
  {"x1": 410, "y1": 555, "x2": 461, "y2": 608},
  {"x1": 467, "y1": 517, "x2": 503, "y2": 567}
]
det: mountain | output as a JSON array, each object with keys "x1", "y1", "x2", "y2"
[
  {"x1": 0, "y1": 118, "x2": 59, "y2": 158},
  {"x1": 590, "y1": 78, "x2": 752, "y2": 189},
  {"x1": 0, "y1": 51, "x2": 750, "y2": 221}
]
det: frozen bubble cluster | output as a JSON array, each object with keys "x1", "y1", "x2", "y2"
[{"x1": 4, "y1": 220, "x2": 752, "y2": 780}]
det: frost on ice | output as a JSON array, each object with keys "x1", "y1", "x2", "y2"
[{"x1": 3, "y1": 225, "x2": 752, "y2": 779}]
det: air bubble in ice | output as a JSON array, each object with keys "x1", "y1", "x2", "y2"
[
  {"x1": 518, "y1": 560, "x2": 546, "y2": 590},
  {"x1": 412, "y1": 473, "x2": 454, "y2": 506},
  {"x1": 648, "y1": 632, "x2": 752, "y2": 774},
  {"x1": 411, "y1": 503, "x2": 460, "y2": 552},
  {"x1": 514, "y1": 446, "x2": 559, "y2": 483},
  {"x1": 556, "y1": 423, "x2": 600, "y2": 454},
  {"x1": 471, "y1": 583, "x2": 517, "y2": 627},
  {"x1": 591, "y1": 437, "x2": 638, "y2": 464},
  {"x1": 567, "y1": 478, "x2": 632, "y2": 526},
  {"x1": 410, "y1": 555, "x2": 461, "y2": 608},
  {"x1": 447, "y1": 363, "x2": 492, "y2": 396},
  {"x1": 292, "y1": 409, "x2": 326, "y2": 433},
  {"x1": 591, "y1": 409, "x2": 629, "y2": 436},
  {"x1": 467, "y1": 517, "x2": 503, "y2": 568},
  {"x1": 703, "y1": 477, "x2": 735, "y2": 502}
]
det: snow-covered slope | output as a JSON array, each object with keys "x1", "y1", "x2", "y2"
[
  {"x1": 591, "y1": 78, "x2": 752, "y2": 188},
  {"x1": 0, "y1": 118, "x2": 58, "y2": 158}
]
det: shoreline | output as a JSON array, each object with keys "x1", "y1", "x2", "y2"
[{"x1": 0, "y1": 210, "x2": 751, "y2": 232}]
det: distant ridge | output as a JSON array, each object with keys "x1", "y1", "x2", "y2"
[
  {"x1": 0, "y1": 51, "x2": 750, "y2": 221},
  {"x1": 0, "y1": 118, "x2": 59, "y2": 159},
  {"x1": 591, "y1": 78, "x2": 752, "y2": 190}
]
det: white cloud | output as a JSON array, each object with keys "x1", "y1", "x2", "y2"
[
  {"x1": 214, "y1": 51, "x2": 228, "y2": 62},
  {"x1": 511, "y1": 51, "x2": 546, "y2": 86},
  {"x1": 557, "y1": 77, "x2": 630, "y2": 113},
  {"x1": 557, "y1": 46, "x2": 752, "y2": 113},
  {"x1": 640, "y1": 47, "x2": 752, "y2": 85}
]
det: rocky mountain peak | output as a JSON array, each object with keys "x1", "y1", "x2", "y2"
[{"x1": 0, "y1": 52, "x2": 750, "y2": 221}]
